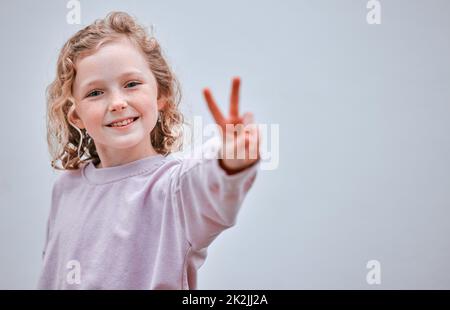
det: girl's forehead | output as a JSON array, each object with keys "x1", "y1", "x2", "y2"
[
  {"x1": 78, "y1": 37, "x2": 142, "y2": 64},
  {"x1": 75, "y1": 40, "x2": 149, "y2": 76}
]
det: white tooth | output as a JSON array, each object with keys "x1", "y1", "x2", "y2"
[{"x1": 111, "y1": 118, "x2": 133, "y2": 127}]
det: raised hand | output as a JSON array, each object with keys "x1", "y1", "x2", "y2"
[{"x1": 203, "y1": 77, "x2": 260, "y2": 174}]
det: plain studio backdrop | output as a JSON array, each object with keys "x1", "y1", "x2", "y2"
[{"x1": 1, "y1": 0, "x2": 449, "y2": 289}]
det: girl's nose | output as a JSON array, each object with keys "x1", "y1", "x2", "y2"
[{"x1": 109, "y1": 96, "x2": 128, "y2": 112}]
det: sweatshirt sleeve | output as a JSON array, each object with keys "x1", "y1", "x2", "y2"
[
  {"x1": 41, "y1": 173, "x2": 62, "y2": 260},
  {"x1": 171, "y1": 138, "x2": 259, "y2": 251}
]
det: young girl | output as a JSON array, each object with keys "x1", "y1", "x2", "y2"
[{"x1": 38, "y1": 11, "x2": 260, "y2": 289}]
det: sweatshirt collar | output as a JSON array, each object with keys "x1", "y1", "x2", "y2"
[{"x1": 82, "y1": 154, "x2": 167, "y2": 185}]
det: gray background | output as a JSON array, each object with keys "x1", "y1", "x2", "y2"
[{"x1": 1, "y1": 0, "x2": 449, "y2": 289}]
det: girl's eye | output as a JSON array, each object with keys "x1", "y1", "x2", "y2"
[
  {"x1": 85, "y1": 82, "x2": 140, "y2": 98},
  {"x1": 87, "y1": 90, "x2": 103, "y2": 98},
  {"x1": 125, "y1": 81, "x2": 141, "y2": 88}
]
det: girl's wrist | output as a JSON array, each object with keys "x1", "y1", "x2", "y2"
[{"x1": 218, "y1": 158, "x2": 258, "y2": 175}]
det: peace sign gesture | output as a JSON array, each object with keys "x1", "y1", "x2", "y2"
[{"x1": 203, "y1": 77, "x2": 260, "y2": 174}]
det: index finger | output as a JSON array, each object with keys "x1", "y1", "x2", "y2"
[{"x1": 203, "y1": 88, "x2": 225, "y2": 127}]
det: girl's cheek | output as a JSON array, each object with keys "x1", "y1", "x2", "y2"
[{"x1": 88, "y1": 105, "x2": 106, "y2": 124}]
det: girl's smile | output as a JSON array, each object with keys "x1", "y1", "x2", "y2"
[{"x1": 106, "y1": 116, "x2": 140, "y2": 129}]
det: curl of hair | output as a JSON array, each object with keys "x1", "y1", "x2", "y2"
[{"x1": 46, "y1": 11, "x2": 184, "y2": 170}]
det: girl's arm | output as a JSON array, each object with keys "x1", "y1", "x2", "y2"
[
  {"x1": 171, "y1": 145, "x2": 259, "y2": 252},
  {"x1": 170, "y1": 77, "x2": 261, "y2": 251}
]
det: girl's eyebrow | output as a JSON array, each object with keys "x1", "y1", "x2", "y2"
[{"x1": 80, "y1": 70, "x2": 144, "y2": 90}]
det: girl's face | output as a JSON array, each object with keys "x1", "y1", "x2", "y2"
[{"x1": 70, "y1": 36, "x2": 164, "y2": 163}]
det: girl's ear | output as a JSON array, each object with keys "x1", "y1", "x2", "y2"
[
  {"x1": 157, "y1": 96, "x2": 168, "y2": 111},
  {"x1": 68, "y1": 105, "x2": 86, "y2": 129}
]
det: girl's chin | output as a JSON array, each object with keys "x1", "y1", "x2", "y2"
[{"x1": 102, "y1": 134, "x2": 150, "y2": 149}]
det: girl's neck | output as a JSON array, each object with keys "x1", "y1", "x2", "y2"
[{"x1": 94, "y1": 140, "x2": 159, "y2": 169}]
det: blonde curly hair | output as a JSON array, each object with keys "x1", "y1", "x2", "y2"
[{"x1": 46, "y1": 11, "x2": 184, "y2": 170}]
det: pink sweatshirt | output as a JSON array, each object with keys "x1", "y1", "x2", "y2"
[{"x1": 37, "y1": 147, "x2": 259, "y2": 289}]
